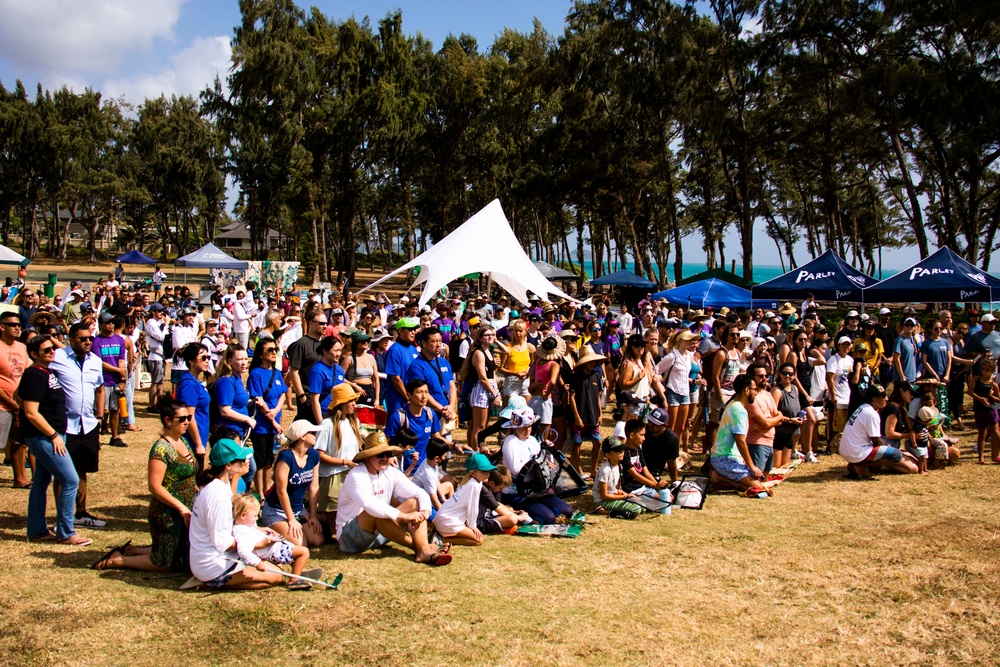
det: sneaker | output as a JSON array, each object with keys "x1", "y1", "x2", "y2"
[
  {"x1": 609, "y1": 508, "x2": 637, "y2": 520},
  {"x1": 805, "y1": 452, "x2": 819, "y2": 464},
  {"x1": 792, "y1": 451, "x2": 805, "y2": 461},
  {"x1": 74, "y1": 513, "x2": 107, "y2": 528},
  {"x1": 109, "y1": 437, "x2": 127, "y2": 448}
]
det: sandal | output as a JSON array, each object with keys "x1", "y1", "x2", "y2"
[
  {"x1": 287, "y1": 580, "x2": 312, "y2": 591},
  {"x1": 28, "y1": 532, "x2": 57, "y2": 543},
  {"x1": 427, "y1": 546, "x2": 453, "y2": 567},
  {"x1": 91, "y1": 546, "x2": 122, "y2": 570},
  {"x1": 60, "y1": 535, "x2": 93, "y2": 547}
]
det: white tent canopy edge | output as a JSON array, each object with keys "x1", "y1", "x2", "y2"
[{"x1": 356, "y1": 199, "x2": 574, "y2": 306}]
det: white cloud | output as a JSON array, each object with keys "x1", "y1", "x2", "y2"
[
  {"x1": 103, "y1": 35, "x2": 231, "y2": 104},
  {"x1": 0, "y1": 0, "x2": 186, "y2": 74}
]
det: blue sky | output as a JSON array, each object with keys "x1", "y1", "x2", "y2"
[{"x1": 0, "y1": 0, "x2": 972, "y2": 271}]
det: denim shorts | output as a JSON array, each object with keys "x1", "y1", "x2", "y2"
[
  {"x1": 748, "y1": 444, "x2": 773, "y2": 473},
  {"x1": 666, "y1": 387, "x2": 692, "y2": 407},
  {"x1": 710, "y1": 455, "x2": 753, "y2": 481},
  {"x1": 260, "y1": 502, "x2": 305, "y2": 528},
  {"x1": 338, "y1": 516, "x2": 389, "y2": 553}
]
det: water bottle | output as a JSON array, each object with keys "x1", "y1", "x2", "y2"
[
  {"x1": 272, "y1": 433, "x2": 282, "y2": 454},
  {"x1": 118, "y1": 393, "x2": 129, "y2": 419},
  {"x1": 658, "y1": 487, "x2": 672, "y2": 515}
]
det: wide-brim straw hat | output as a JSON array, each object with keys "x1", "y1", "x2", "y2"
[
  {"x1": 329, "y1": 384, "x2": 362, "y2": 409},
  {"x1": 29, "y1": 310, "x2": 58, "y2": 327},
  {"x1": 779, "y1": 302, "x2": 796, "y2": 315},
  {"x1": 576, "y1": 348, "x2": 608, "y2": 366},
  {"x1": 535, "y1": 335, "x2": 566, "y2": 361},
  {"x1": 353, "y1": 430, "x2": 403, "y2": 462}
]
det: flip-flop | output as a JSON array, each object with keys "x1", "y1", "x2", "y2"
[
  {"x1": 427, "y1": 547, "x2": 453, "y2": 567},
  {"x1": 28, "y1": 532, "x2": 57, "y2": 543},
  {"x1": 91, "y1": 546, "x2": 122, "y2": 570},
  {"x1": 60, "y1": 535, "x2": 93, "y2": 547}
]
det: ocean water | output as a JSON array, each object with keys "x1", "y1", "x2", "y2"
[{"x1": 576, "y1": 261, "x2": 899, "y2": 284}]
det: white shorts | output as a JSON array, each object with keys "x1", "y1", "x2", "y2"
[
  {"x1": 501, "y1": 374, "x2": 529, "y2": 397},
  {"x1": 528, "y1": 395, "x2": 553, "y2": 424},
  {"x1": 470, "y1": 382, "x2": 497, "y2": 409}
]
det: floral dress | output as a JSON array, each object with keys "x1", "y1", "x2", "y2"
[{"x1": 148, "y1": 437, "x2": 198, "y2": 571}]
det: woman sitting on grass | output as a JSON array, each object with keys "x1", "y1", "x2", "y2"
[
  {"x1": 499, "y1": 407, "x2": 573, "y2": 525},
  {"x1": 93, "y1": 398, "x2": 197, "y2": 571},
  {"x1": 260, "y1": 420, "x2": 324, "y2": 547},
  {"x1": 189, "y1": 438, "x2": 284, "y2": 589}
]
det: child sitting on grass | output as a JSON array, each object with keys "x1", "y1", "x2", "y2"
[
  {"x1": 431, "y1": 453, "x2": 497, "y2": 546},
  {"x1": 411, "y1": 437, "x2": 457, "y2": 510},
  {"x1": 592, "y1": 436, "x2": 643, "y2": 518},
  {"x1": 477, "y1": 465, "x2": 531, "y2": 535},
  {"x1": 391, "y1": 427, "x2": 420, "y2": 477},
  {"x1": 621, "y1": 419, "x2": 672, "y2": 498},
  {"x1": 232, "y1": 494, "x2": 313, "y2": 590}
]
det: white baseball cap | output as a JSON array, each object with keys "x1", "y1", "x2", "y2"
[
  {"x1": 879, "y1": 307, "x2": 891, "y2": 315},
  {"x1": 837, "y1": 336, "x2": 853, "y2": 345},
  {"x1": 846, "y1": 310, "x2": 859, "y2": 318},
  {"x1": 982, "y1": 314, "x2": 997, "y2": 323}
]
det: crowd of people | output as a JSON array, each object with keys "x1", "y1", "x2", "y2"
[{"x1": 7, "y1": 267, "x2": 987, "y2": 589}]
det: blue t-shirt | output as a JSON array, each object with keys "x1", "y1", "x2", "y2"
[
  {"x1": 264, "y1": 447, "x2": 320, "y2": 515},
  {"x1": 384, "y1": 405, "x2": 441, "y2": 463},
  {"x1": 211, "y1": 374, "x2": 250, "y2": 434},
  {"x1": 384, "y1": 341, "x2": 420, "y2": 413},
  {"x1": 175, "y1": 372, "x2": 210, "y2": 449},
  {"x1": 307, "y1": 359, "x2": 345, "y2": 415},
  {"x1": 404, "y1": 354, "x2": 454, "y2": 410},
  {"x1": 247, "y1": 365, "x2": 287, "y2": 435},
  {"x1": 893, "y1": 335, "x2": 918, "y2": 383},
  {"x1": 920, "y1": 338, "x2": 951, "y2": 378}
]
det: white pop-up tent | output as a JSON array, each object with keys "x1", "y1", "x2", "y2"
[{"x1": 358, "y1": 200, "x2": 574, "y2": 306}]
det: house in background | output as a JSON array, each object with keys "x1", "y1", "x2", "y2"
[{"x1": 213, "y1": 221, "x2": 282, "y2": 251}]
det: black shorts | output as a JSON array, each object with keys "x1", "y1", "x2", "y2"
[
  {"x1": 773, "y1": 432, "x2": 795, "y2": 451},
  {"x1": 250, "y1": 432, "x2": 277, "y2": 469},
  {"x1": 552, "y1": 404, "x2": 565, "y2": 420},
  {"x1": 476, "y1": 516, "x2": 504, "y2": 535},
  {"x1": 66, "y1": 427, "x2": 100, "y2": 474}
]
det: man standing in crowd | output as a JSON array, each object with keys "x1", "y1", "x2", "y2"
[
  {"x1": 405, "y1": 327, "x2": 457, "y2": 430},
  {"x1": 144, "y1": 303, "x2": 167, "y2": 411},
  {"x1": 0, "y1": 310, "x2": 29, "y2": 487},
  {"x1": 50, "y1": 322, "x2": 107, "y2": 528},
  {"x1": 892, "y1": 317, "x2": 920, "y2": 385},
  {"x1": 968, "y1": 313, "x2": 1000, "y2": 363},
  {"x1": 169, "y1": 308, "x2": 199, "y2": 386},
  {"x1": 288, "y1": 307, "x2": 326, "y2": 416},
  {"x1": 94, "y1": 314, "x2": 128, "y2": 448},
  {"x1": 384, "y1": 317, "x2": 421, "y2": 416}
]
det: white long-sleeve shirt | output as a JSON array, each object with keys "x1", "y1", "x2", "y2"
[
  {"x1": 170, "y1": 322, "x2": 198, "y2": 369},
  {"x1": 189, "y1": 479, "x2": 237, "y2": 581},
  {"x1": 432, "y1": 478, "x2": 482, "y2": 536},
  {"x1": 145, "y1": 318, "x2": 166, "y2": 361},
  {"x1": 335, "y1": 464, "x2": 431, "y2": 540}
]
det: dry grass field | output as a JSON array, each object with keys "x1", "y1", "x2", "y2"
[{"x1": 1, "y1": 395, "x2": 999, "y2": 667}]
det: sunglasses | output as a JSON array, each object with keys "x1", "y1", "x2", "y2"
[
  {"x1": 197, "y1": 355, "x2": 210, "y2": 361},
  {"x1": 74, "y1": 336, "x2": 95, "y2": 342},
  {"x1": 312, "y1": 319, "x2": 328, "y2": 325},
  {"x1": 781, "y1": 371, "x2": 795, "y2": 376},
  {"x1": 375, "y1": 452, "x2": 393, "y2": 460},
  {"x1": 1, "y1": 321, "x2": 20, "y2": 328},
  {"x1": 172, "y1": 415, "x2": 193, "y2": 422},
  {"x1": 263, "y1": 347, "x2": 277, "y2": 353},
  {"x1": 39, "y1": 346, "x2": 55, "y2": 354}
]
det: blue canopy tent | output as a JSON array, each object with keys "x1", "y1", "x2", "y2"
[
  {"x1": 590, "y1": 269, "x2": 657, "y2": 289},
  {"x1": 174, "y1": 242, "x2": 248, "y2": 283},
  {"x1": 751, "y1": 249, "x2": 876, "y2": 302},
  {"x1": 863, "y1": 246, "x2": 1000, "y2": 303},
  {"x1": 115, "y1": 249, "x2": 157, "y2": 265},
  {"x1": 653, "y1": 278, "x2": 779, "y2": 310}
]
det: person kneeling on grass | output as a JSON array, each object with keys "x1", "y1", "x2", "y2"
[
  {"x1": 431, "y1": 453, "x2": 497, "y2": 546},
  {"x1": 232, "y1": 494, "x2": 316, "y2": 591},
  {"x1": 593, "y1": 436, "x2": 644, "y2": 517},
  {"x1": 476, "y1": 465, "x2": 531, "y2": 535},
  {"x1": 335, "y1": 431, "x2": 452, "y2": 566},
  {"x1": 708, "y1": 374, "x2": 772, "y2": 497},
  {"x1": 839, "y1": 384, "x2": 919, "y2": 479}
]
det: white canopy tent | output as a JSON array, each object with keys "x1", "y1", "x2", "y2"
[{"x1": 357, "y1": 199, "x2": 574, "y2": 306}]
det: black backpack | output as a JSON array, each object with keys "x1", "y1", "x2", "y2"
[{"x1": 514, "y1": 445, "x2": 557, "y2": 500}]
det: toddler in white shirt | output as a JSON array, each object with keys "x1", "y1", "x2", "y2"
[{"x1": 232, "y1": 495, "x2": 311, "y2": 589}]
